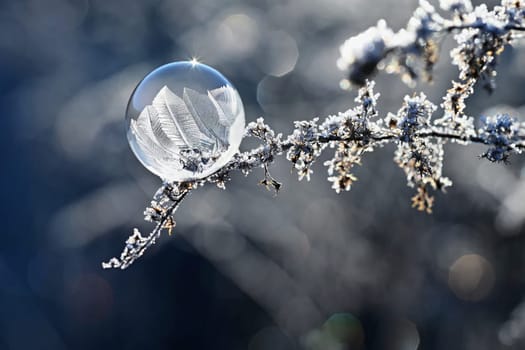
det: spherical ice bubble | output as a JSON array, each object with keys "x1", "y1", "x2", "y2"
[{"x1": 126, "y1": 61, "x2": 245, "y2": 181}]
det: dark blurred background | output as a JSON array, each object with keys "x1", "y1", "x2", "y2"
[{"x1": 2, "y1": 0, "x2": 525, "y2": 349}]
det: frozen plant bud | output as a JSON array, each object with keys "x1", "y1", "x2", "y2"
[
  {"x1": 337, "y1": 20, "x2": 394, "y2": 86},
  {"x1": 126, "y1": 61, "x2": 245, "y2": 181}
]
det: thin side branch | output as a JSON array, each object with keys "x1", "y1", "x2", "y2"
[{"x1": 102, "y1": 183, "x2": 191, "y2": 269}]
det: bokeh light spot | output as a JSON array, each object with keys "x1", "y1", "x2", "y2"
[{"x1": 448, "y1": 254, "x2": 495, "y2": 301}]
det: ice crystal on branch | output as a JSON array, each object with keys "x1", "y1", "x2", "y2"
[
  {"x1": 104, "y1": 1, "x2": 525, "y2": 269},
  {"x1": 337, "y1": 0, "x2": 445, "y2": 86},
  {"x1": 287, "y1": 118, "x2": 324, "y2": 181},
  {"x1": 390, "y1": 94, "x2": 452, "y2": 212},
  {"x1": 336, "y1": 20, "x2": 395, "y2": 86},
  {"x1": 479, "y1": 114, "x2": 524, "y2": 162},
  {"x1": 338, "y1": 0, "x2": 525, "y2": 88},
  {"x1": 103, "y1": 182, "x2": 191, "y2": 269},
  {"x1": 322, "y1": 82, "x2": 383, "y2": 192},
  {"x1": 397, "y1": 93, "x2": 436, "y2": 142}
]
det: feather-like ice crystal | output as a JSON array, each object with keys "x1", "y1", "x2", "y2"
[{"x1": 126, "y1": 61, "x2": 245, "y2": 181}]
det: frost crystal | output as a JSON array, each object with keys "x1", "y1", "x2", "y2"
[
  {"x1": 479, "y1": 114, "x2": 524, "y2": 162},
  {"x1": 337, "y1": 0, "x2": 525, "y2": 88},
  {"x1": 337, "y1": 20, "x2": 395, "y2": 86}
]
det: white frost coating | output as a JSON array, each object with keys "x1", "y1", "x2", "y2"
[{"x1": 129, "y1": 85, "x2": 245, "y2": 181}]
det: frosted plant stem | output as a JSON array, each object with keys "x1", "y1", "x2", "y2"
[
  {"x1": 145, "y1": 188, "x2": 189, "y2": 245},
  {"x1": 233, "y1": 127, "x2": 525, "y2": 167},
  {"x1": 103, "y1": 115, "x2": 525, "y2": 269},
  {"x1": 102, "y1": 185, "x2": 190, "y2": 269}
]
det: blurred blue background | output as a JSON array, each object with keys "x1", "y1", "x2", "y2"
[{"x1": 2, "y1": 0, "x2": 525, "y2": 349}]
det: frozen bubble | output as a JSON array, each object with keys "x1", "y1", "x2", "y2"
[{"x1": 126, "y1": 61, "x2": 245, "y2": 181}]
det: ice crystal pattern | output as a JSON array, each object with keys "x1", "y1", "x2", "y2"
[
  {"x1": 104, "y1": 0, "x2": 525, "y2": 269},
  {"x1": 126, "y1": 61, "x2": 245, "y2": 182},
  {"x1": 130, "y1": 85, "x2": 241, "y2": 180}
]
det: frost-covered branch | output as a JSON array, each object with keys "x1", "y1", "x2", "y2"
[
  {"x1": 337, "y1": 0, "x2": 525, "y2": 89},
  {"x1": 102, "y1": 183, "x2": 191, "y2": 269},
  {"x1": 104, "y1": 0, "x2": 525, "y2": 269}
]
